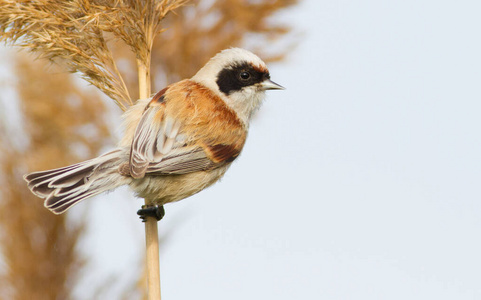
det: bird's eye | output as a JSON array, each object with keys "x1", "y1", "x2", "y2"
[{"x1": 239, "y1": 71, "x2": 251, "y2": 80}]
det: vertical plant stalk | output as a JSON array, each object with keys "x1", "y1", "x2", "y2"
[
  {"x1": 138, "y1": 58, "x2": 161, "y2": 300},
  {"x1": 145, "y1": 217, "x2": 161, "y2": 300}
]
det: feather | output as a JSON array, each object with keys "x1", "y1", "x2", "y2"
[{"x1": 24, "y1": 149, "x2": 127, "y2": 214}]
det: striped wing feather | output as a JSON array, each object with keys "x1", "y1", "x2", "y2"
[{"x1": 129, "y1": 80, "x2": 247, "y2": 178}]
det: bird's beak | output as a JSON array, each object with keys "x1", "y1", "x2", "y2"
[{"x1": 261, "y1": 79, "x2": 285, "y2": 90}]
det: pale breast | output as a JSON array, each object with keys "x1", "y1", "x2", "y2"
[{"x1": 129, "y1": 165, "x2": 231, "y2": 205}]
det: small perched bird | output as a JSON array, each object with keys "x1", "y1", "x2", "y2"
[{"x1": 24, "y1": 48, "x2": 283, "y2": 219}]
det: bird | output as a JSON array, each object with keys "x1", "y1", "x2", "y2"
[{"x1": 24, "y1": 48, "x2": 284, "y2": 220}]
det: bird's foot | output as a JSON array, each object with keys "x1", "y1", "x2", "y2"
[{"x1": 137, "y1": 205, "x2": 165, "y2": 222}]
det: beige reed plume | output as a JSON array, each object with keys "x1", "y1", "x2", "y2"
[{"x1": 0, "y1": 0, "x2": 188, "y2": 111}]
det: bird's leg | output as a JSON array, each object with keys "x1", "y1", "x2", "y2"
[{"x1": 137, "y1": 205, "x2": 165, "y2": 222}]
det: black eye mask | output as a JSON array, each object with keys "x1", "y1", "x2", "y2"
[{"x1": 216, "y1": 61, "x2": 270, "y2": 95}]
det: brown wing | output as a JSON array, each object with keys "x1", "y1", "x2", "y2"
[
  {"x1": 129, "y1": 80, "x2": 247, "y2": 178},
  {"x1": 129, "y1": 88, "x2": 180, "y2": 178}
]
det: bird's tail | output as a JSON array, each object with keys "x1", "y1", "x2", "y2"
[{"x1": 24, "y1": 149, "x2": 129, "y2": 214}]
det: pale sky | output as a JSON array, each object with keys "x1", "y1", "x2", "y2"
[{"x1": 3, "y1": 0, "x2": 481, "y2": 299}]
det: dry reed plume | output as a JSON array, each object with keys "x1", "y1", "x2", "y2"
[{"x1": 0, "y1": 0, "x2": 188, "y2": 110}]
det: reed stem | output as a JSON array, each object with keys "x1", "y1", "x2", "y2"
[{"x1": 137, "y1": 59, "x2": 160, "y2": 300}]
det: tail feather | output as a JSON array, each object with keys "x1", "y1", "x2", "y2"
[
  {"x1": 24, "y1": 149, "x2": 129, "y2": 214},
  {"x1": 46, "y1": 189, "x2": 101, "y2": 214},
  {"x1": 50, "y1": 171, "x2": 90, "y2": 188},
  {"x1": 26, "y1": 162, "x2": 96, "y2": 190}
]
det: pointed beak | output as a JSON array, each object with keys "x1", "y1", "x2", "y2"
[{"x1": 261, "y1": 79, "x2": 285, "y2": 91}]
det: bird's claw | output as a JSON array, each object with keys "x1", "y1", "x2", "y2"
[{"x1": 137, "y1": 205, "x2": 165, "y2": 222}]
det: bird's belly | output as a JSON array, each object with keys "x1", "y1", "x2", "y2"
[{"x1": 129, "y1": 166, "x2": 230, "y2": 205}]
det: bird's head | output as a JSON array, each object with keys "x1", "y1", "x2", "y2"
[{"x1": 192, "y1": 48, "x2": 284, "y2": 124}]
